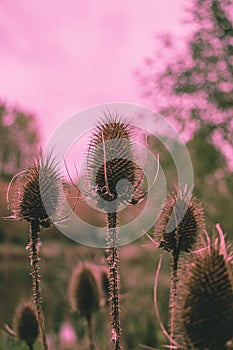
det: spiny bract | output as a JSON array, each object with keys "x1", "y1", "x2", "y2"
[
  {"x1": 87, "y1": 114, "x2": 140, "y2": 210},
  {"x1": 7, "y1": 154, "x2": 63, "y2": 227},
  {"x1": 155, "y1": 190, "x2": 205, "y2": 254}
]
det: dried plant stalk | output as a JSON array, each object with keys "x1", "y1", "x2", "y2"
[
  {"x1": 6, "y1": 153, "x2": 63, "y2": 350},
  {"x1": 106, "y1": 210, "x2": 121, "y2": 349},
  {"x1": 154, "y1": 189, "x2": 206, "y2": 346},
  {"x1": 28, "y1": 219, "x2": 47, "y2": 350},
  {"x1": 87, "y1": 113, "x2": 145, "y2": 350}
]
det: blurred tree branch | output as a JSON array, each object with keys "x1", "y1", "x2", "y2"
[{"x1": 136, "y1": 0, "x2": 233, "y2": 166}]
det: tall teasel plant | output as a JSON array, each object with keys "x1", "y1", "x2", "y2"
[
  {"x1": 87, "y1": 114, "x2": 145, "y2": 350},
  {"x1": 5, "y1": 153, "x2": 64, "y2": 350},
  {"x1": 176, "y1": 225, "x2": 233, "y2": 350},
  {"x1": 154, "y1": 189, "x2": 206, "y2": 346}
]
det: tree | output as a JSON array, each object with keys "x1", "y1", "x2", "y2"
[
  {"x1": 0, "y1": 101, "x2": 40, "y2": 179},
  {"x1": 136, "y1": 0, "x2": 233, "y2": 236},
  {"x1": 136, "y1": 0, "x2": 233, "y2": 166}
]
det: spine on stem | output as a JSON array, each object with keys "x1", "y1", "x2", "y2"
[
  {"x1": 106, "y1": 211, "x2": 121, "y2": 350},
  {"x1": 29, "y1": 220, "x2": 48, "y2": 350}
]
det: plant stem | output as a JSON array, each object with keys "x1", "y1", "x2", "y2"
[
  {"x1": 170, "y1": 248, "x2": 179, "y2": 348},
  {"x1": 106, "y1": 209, "x2": 122, "y2": 350},
  {"x1": 27, "y1": 344, "x2": 34, "y2": 350},
  {"x1": 29, "y1": 220, "x2": 48, "y2": 350},
  {"x1": 87, "y1": 314, "x2": 95, "y2": 350}
]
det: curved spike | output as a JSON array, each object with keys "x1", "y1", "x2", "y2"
[
  {"x1": 216, "y1": 223, "x2": 227, "y2": 259},
  {"x1": 6, "y1": 169, "x2": 26, "y2": 209}
]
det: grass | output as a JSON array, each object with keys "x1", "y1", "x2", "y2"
[
  {"x1": 0, "y1": 336, "x2": 43, "y2": 350},
  {"x1": 0, "y1": 238, "x2": 170, "y2": 350}
]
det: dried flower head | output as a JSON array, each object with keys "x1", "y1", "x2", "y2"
[
  {"x1": 177, "y1": 236, "x2": 233, "y2": 349},
  {"x1": 13, "y1": 301, "x2": 39, "y2": 349},
  {"x1": 155, "y1": 189, "x2": 206, "y2": 255},
  {"x1": 87, "y1": 113, "x2": 144, "y2": 210},
  {"x1": 69, "y1": 264, "x2": 100, "y2": 320},
  {"x1": 7, "y1": 153, "x2": 63, "y2": 228}
]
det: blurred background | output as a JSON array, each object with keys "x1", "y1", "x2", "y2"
[{"x1": 0, "y1": 0, "x2": 232, "y2": 349}]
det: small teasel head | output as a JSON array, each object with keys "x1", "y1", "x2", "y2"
[
  {"x1": 13, "y1": 301, "x2": 39, "y2": 349},
  {"x1": 7, "y1": 152, "x2": 63, "y2": 228},
  {"x1": 87, "y1": 112, "x2": 144, "y2": 211},
  {"x1": 177, "y1": 232, "x2": 233, "y2": 350},
  {"x1": 155, "y1": 189, "x2": 206, "y2": 255},
  {"x1": 69, "y1": 264, "x2": 100, "y2": 321}
]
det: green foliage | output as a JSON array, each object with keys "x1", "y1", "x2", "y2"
[
  {"x1": 137, "y1": 0, "x2": 233, "y2": 235},
  {"x1": 187, "y1": 125, "x2": 233, "y2": 237},
  {"x1": 187, "y1": 126, "x2": 225, "y2": 180},
  {"x1": 0, "y1": 334, "x2": 42, "y2": 350},
  {"x1": 136, "y1": 0, "x2": 233, "y2": 166}
]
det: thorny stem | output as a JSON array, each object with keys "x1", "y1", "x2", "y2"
[
  {"x1": 28, "y1": 220, "x2": 48, "y2": 350},
  {"x1": 170, "y1": 247, "x2": 180, "y2": 349},
  {"x1": 87, "y1": 314, "x2": 95, "y2": 350},
  {"x1": 106, "y1": 209, "x2": 122, "y2": 350}
]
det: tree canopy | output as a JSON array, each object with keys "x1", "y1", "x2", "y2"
[
  {"x1": 136, "y1": 0, "x2": 233, "y2": 236},
  {"x1": 136, "y1": 0, "x2": 233, "y2": 165}
]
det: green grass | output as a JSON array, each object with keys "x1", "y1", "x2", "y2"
[
  {"x1": 0, "y1": 335, "x2": 42, "y2": 350},
  {"x1": 0, "y1": 239, "x2": 171, "y2": 350}
]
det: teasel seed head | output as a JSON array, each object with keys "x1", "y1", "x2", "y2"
[
  {"x1": 87, "y1": 113, "x2": 140, "y2": 210},
  {"x1": 13, "y1": 301, "x2": 39, "y2": 348},
  {"x1": 7, "y1": 153, "x2": 63, "y2": 228},
  {"x1": 155, "y1": 189, "x2": 206, "y2": 255},
  {"x1": 69, "y1": 264, "x2": 100, "y2": 321},
  {"x1": 177, "y1": 239, "x2": 233, "y2": 349}
]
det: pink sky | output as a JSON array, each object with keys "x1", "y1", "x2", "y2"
[{"x1": 0, "y1": 0, "x2": 186, "y2": 144}]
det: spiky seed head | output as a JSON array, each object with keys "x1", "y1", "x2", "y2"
[
  {"x1": 178, "y1": 246, "x2": 233, "y2": 349},
  {"x1": 13, "y1": 301, "x2": 39, "y2": 347},
  {"x1": 7, "y1": 153, "x2": 63, "y2": 227},
  {"x1": 155, "y1": 190, "x2": 205, "y2": 254},
  {"x1": 87, "y1": 114, "x2": 139, "y2": 210},
  {"x1": 69, "y1": 265, "x2": 100, "y2": 320}
]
